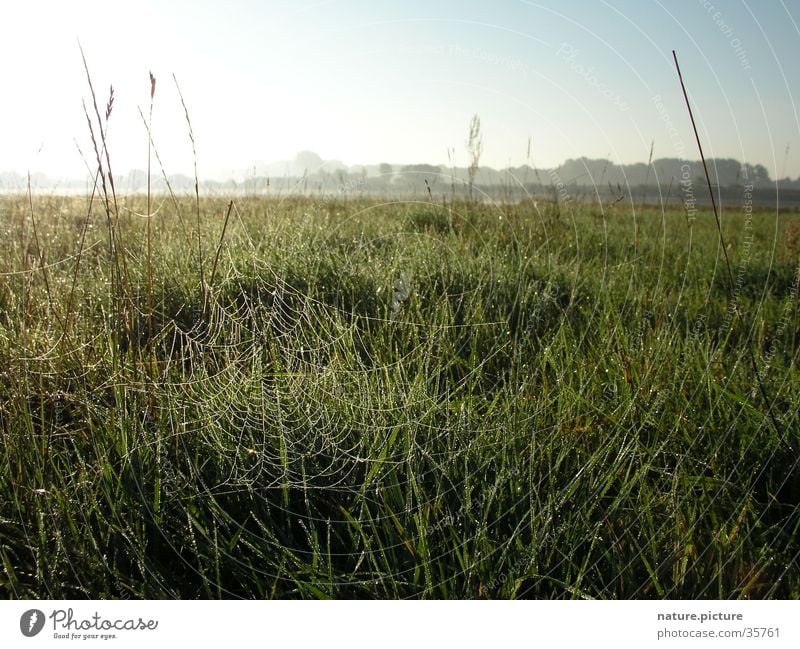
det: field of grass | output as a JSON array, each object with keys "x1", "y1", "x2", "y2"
[{"x1": 1, "y1": 190, "x2": 798, "y2": 598}]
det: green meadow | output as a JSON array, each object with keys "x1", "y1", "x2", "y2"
[{"x1": 1, "y1": 191, "x2": 798, "y2": 598}]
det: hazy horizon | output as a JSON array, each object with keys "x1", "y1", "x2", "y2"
[
  {"x1": 2, "y1": 1, "x2": 799, "y2": 182},
  {"x1": 0, "y1": 150, "x2": 785, "y2": 188}
]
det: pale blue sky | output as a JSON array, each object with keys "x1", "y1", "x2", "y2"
[{"x1": 2, "y1": 0, "x2": 799, "y2": 180}]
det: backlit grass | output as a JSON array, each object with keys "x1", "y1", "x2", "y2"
[{"x1": 0, "y1": 193, "x2": 798, "y2": 598}]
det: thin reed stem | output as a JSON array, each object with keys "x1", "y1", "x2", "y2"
[
  {"x1": 672, "y1": 49, "x2": 788, "y2": 450},
  {"x1": 173, "y1": 74, "x2": 205, "y2": 295},
  {"x1": 147, "y1": 72, "x2": 156, "y2": 346},
  {"x1": 209, "y1": 200, "x2": 235, "y2": 290}
]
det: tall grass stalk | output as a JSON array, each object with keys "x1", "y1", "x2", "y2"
[
  {"x1": 147, "y1": 72, "x2": 156, "y2": 346},
  {"x1": 173, "y1": 74, "x2": 206, "y2": 299},
  {"x1": 672, "y1": 49, "x2": 787, "y2": 450}
]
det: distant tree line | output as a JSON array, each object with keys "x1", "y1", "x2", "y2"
[{"x1": 3, "y1": 156, "x2": 798, "y2": 197}]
